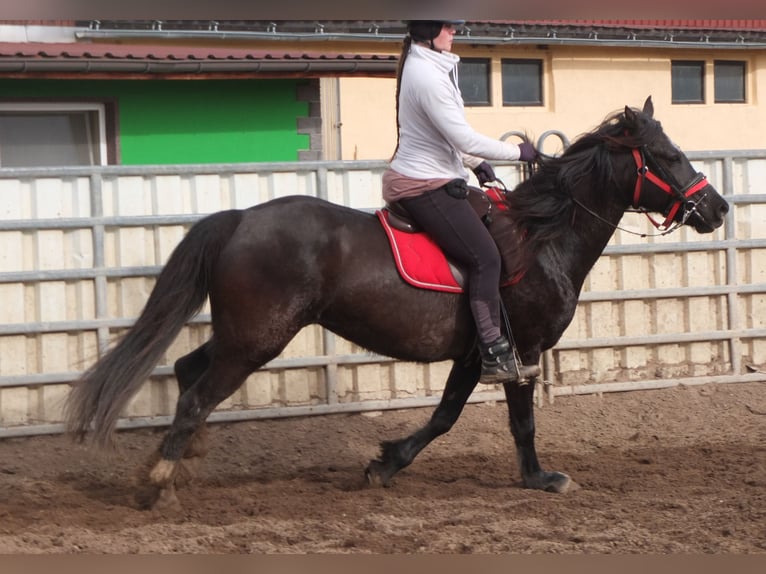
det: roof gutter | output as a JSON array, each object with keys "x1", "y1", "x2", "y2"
[
  {"x1": 0, "y1": 59, "x2": 398, "y2": 75},
  {"x1": 477, "y1": 37, "x2": 766, "y2": 50},
  {"x1": 76, "y1": 29, "x2": 404, "y2": 44}
]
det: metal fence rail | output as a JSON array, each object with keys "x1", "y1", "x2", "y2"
[{"x1": 0, "y1": 151, "x2": 764, "y2": 437}]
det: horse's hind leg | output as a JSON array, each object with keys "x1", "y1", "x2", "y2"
[
  {"x1": 143, "y1": 353, "x2": 254, "y2": 511},
  {"x1": 503, "y1": 380, "x2": 573, "y2": 493},
  {"x1": 172, "y1": 341, "x2": 213, "y2": 463},
  {"x1": 135, "y1": 342, "x2": 215, "y2": 510},
  {"x1": 365, "y1": 358, "x2": 480, "y2": 487}
]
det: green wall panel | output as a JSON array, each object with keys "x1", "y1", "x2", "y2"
[{"x1": 0, "y1": 79, "x2": 309, "y2": 164}]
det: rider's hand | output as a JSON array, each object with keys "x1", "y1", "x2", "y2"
[
  {"x1": 472, "y1": 161, "x2": 496, "y2": 186},
  {"x1": 518, "y1": 142, "x2": 539, "y2": 163}
]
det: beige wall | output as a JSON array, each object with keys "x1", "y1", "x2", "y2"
[{"x1": 339, "y1": 44, "x2": 766, "y2": 160}]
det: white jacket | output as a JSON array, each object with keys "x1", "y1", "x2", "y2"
[{"x1": 390, "y1": 43, "x2": 521, "y2": 181}]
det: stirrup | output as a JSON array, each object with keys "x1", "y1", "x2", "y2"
[{"x1": 479, "y1": 337, "x2": 541, "y2": 384}]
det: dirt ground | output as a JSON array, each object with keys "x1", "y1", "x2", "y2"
[{"x1": 0, "y1": 381, "x2": 764, "y2": 554}]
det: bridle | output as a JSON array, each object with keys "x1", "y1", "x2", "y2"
[
  {"x1": 630, "y1": 146, "x2": 710, "y2": 232},
  {"x1": 570, "y1": 143, "x2": 711, "y2": 237}
]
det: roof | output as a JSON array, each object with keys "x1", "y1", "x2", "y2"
[
  {"x1": 73, "y1": 19, "x2": 766, "y2": 37},
  {"x1": 479, "y1": 20, "x2": 766, "y2": 43},
  {"x1": 0, "y1": 42, "x2": 399, "y2": 78},
  {"x1": 2, "y1": 20, "x2": 766, "y2": 79},
  {"x1": 507, "y1": 20, "x2": 766, "y2": 30},
  {"x1": 72, "y1": 19, "x2": 766, "y2": 31}
]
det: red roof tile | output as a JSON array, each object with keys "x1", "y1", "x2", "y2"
[
  {"x1": 0, "y1": 41, "x2": 399, "y2": 77},
  {"x1": 0, "y1": 42, "x2": 396, "y2": 62}
]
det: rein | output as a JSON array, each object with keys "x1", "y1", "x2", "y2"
[{"x1": 572, "y1": 144, "x2": 710, "y2": 238}]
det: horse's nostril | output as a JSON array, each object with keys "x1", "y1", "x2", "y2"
[{"x1": 720, "y1": 201, "x2": 730, "y2": 216}]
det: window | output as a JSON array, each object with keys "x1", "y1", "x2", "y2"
[
  {"x1": 672, "y1": 60, "x2": 748, "y2": 105},
  {"x1": 458, "y1": 58, "x2": 491, "y2": 106},
  {"x1": 0, "y1": 103, "x2": 108, "y2": 167},
  {"x1": 501, "y1": 59, "x2": 543, "y2": 106},
  {"x1": 671, "y1": 61, "x2": 705, "y2": 104},
  {"x1": 714, "y1": 60, "x2": 746, "y2": 103}
]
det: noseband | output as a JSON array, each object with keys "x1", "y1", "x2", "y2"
[{"x1": 631, "y1": 146, "x2": 709, "y2": 231}]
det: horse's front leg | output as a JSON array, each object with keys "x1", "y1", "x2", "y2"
[
  {"x1": 365, "y1": 358, "x2": 480, "y2": 487},
  {"x1": 503, "y1": 379, "x2": 573, "y2": 493}
]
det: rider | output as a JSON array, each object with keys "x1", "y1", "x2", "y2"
[{"x1": 382, "y1": 20, "x2": 541, "y2": 384}]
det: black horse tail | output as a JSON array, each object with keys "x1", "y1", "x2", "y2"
[{"x1": 65, "y1": 209, "x2": 243, "y2": 447}]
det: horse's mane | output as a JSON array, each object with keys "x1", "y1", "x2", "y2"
[{"x1": 500, "y1": 106, "x2": 664, "y2": 276}]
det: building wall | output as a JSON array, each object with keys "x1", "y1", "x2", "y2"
[
  {"x1": 0, "y1": 79, "x2": 311, "y2": 164},
  {"x1": 338, "y1": 44, "x2": 766, "y2": 160},
  {"x1": 4, "y1": 43, "x2": 762, "y2": 166}
]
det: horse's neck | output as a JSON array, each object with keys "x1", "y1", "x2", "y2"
[{"x1": 545, "y1": 185, "x2": 628, "y2": 292}]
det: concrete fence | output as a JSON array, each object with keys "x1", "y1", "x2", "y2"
[{"x1": 1, "y1": 152, "x2": 765, "y2": 438}]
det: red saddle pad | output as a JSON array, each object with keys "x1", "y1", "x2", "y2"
[{"x1": 376, "y1": 210, "x2": 464, "y2": 293}]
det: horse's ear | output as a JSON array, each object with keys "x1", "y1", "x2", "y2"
[
  {"x1": 624, "y1": 96, "x2": 652, "y2": 130},
  {"x1": 642, "y1": 96, "x2": 654, "y2": 118},
  {"x1": 624, "y1": 105, "x2": 637, "y2": 128}
]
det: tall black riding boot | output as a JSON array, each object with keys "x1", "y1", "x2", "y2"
[{"x1": 479, "y1": 336, "x2": 541, "y2": 384}]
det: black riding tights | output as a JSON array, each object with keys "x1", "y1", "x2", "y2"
[{"x1": 400, "y1": 186, "x2": 502, "y2": 345}]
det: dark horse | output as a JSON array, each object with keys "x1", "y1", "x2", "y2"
[{"x1": 65, "y1": 97, "x2": 728, "y2": 510}]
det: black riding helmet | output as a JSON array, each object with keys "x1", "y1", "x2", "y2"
[{"x1": 406, "y1": 20, "x2": 465, "y2": 46}]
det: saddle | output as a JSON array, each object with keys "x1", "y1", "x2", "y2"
[{"x1": 378, "y1": 186, "x2": 523, "y2": 293}]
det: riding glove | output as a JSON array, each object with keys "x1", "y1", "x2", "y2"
[
  {"x1": 518, "y1": 142, "x2": 539, "y2": 163},
  {"x1": 472, "y1": 161, "x2": 496, "y2": 185}
]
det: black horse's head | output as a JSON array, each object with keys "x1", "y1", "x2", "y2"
[
  {"x1": 504, "y1": 98, "x2": 730, "y2": 276},
  {"x1": 619, "y1": 96, "x2": 729, "y2": 233}
]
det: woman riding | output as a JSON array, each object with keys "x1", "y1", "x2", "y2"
[{"x1": 382, "y1": 19, "x2": 541, "y2": 384}]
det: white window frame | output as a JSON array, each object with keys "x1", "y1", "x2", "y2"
[{"x1": 0, "y1": 102, "x2": 108, "y2": 167}]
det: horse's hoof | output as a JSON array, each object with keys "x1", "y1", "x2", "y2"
[
  {"x1": 545, "y1": 472, "x2": 578, "y2": 493},
  {"x1": 134, "y1": 482, "x2": 183, "y2": 514},
  {"x1": 525, "y1": 471, "x2": 576, "y2": 493},
  {"x1": 365, "y1": 460, "x2": 392, "y2": 488},
  {"x1": 174, "y1": 456, "x2": 201, "y2": 487},
  {"x1": 151, "y1": 485, "x2": 183, "y2": 515},
  {"x1": 134, "y1": 483, "x2": 161, "y2": 510}
]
